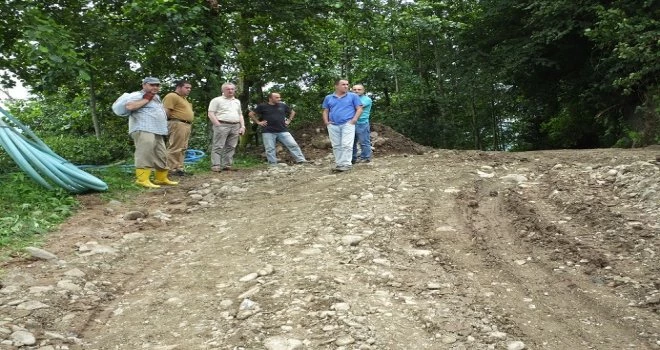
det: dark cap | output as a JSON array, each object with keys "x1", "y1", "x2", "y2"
[{"x1": 142, "y1": 77, "x2": 160, "y2": 84}]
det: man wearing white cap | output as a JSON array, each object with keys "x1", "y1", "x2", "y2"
[{"x1": 124, "y1": 77, "x2": 178, "y2": 188}]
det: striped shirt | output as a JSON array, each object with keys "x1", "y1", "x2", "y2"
[{"x1": 126, "y1": 91, "x2": 168, "y2": 135}]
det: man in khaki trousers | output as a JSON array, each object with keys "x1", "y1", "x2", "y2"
[
  {"x1": 163, "y1": 80, "x2": 194, "y2": 176},
  {"x1": 125, "y1": 77, "x2": 178, "y2": 188}
]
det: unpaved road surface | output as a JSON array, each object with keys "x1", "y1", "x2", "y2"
[{"x1": 1, "y1": 148, "x2": 659, "y2": 350}]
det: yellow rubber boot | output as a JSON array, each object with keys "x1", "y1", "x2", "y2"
[
  {"x1": 153, "y1": 170, "x2": 179, "y2": 186},
  {"x1": 135, "y1": 168, "x2": 160, "y2": 188}
]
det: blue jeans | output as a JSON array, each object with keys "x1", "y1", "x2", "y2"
[
  {"x1": 262, "y1": 132, "x2": 306, "y2": 164},
  {"x1": 352, "y1": 122, "x2": 372, "y2": 161},
  {"x1": 327, "y1": 122, "x2": 355, "y2": 167}
]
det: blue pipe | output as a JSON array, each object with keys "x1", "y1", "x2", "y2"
[
  {"x1": 0, "y1": 107, "x2": 108, "y2": 193},
  {"x1": 77, "y1": 149, "x2": 206, "y2": 173}
]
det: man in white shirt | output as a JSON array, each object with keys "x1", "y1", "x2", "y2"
[{"x1": 207, "y1": 83, "x2": 246, "y2": 172}]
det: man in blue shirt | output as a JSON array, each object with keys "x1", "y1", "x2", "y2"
[
  {"x1": 351, "y1": 84, "x2": 373, "y2": 164},
  {"x1": 322, "y1": 79, "x2": 363, "y2": 172}
]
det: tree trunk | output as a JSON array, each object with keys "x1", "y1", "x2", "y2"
[
  {"x1": 433, "y1": 42, "x2": 447, "y2": 149},
  {"x1": 640, "y1": 89, "x2": 659, "y2": 146},
  {"x1": 469, "y1": 89, "x2": 480, "y2": 150},
  {"x1": 390, "y1": 43, "x2": 399, "y2": 93},
  {"x1": 237, "y1": 11, "x2": 255, "y2": 151},
  {"x1": 88, "y1": 74, "x2": 101, "y2": 139},
  {"x1": 490, "y1": 85, "x2": 500, "y2": 151}
]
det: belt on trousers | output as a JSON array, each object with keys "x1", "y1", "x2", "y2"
[
  {"x1": 168, "y1": 118, "x2": 192, "y2": 125},
  {"x1": 218, "y1": 120, "x2": 240, "y2": 124}
]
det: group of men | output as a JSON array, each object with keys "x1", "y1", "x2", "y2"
[{"x1": 124, "y1": 77, "x2": 372, "y2": 188}]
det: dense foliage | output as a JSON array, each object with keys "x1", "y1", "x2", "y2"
[{"x1": 0, "y1": 0, "x2": 658, "y2": 152}]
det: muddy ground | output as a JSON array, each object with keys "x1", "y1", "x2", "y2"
[{"x1": 1, "y1": 125, "x2": 659, "y2": 350}]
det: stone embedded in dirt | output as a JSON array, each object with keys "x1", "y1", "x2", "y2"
[
  {"x1": 122, "y1": 232, "x2": 145, "y2": 241},
  {"x1": 257, "y1": 264, "x2": 274, "y2": 276},
  {"x1": 123, "y1": 211, "x2": 146, "y2": 220},
  {"x1": 238, "y1": 286, "x2": 260, "y2": 299},
  {"x1": 239, "y1": 272, "x2": 259, "y2": 282},
  {"x1": 489, "y1": 331, "x2": 507, "y2": 339},
  {"x1": 43, "y1": 331, "x2": 66, "y2": 340},
  {"x1": 263, "y1": 335, "x2": 304, "y2": 350},
  {"x1": 28, "y1": 285, "x2": 54, "y2": 294},
  {"x1": 441, "y1": 335, "x2": 458, "y2": 344},
  {"x1": 427, "y1": 282, "x2": 442, "y2": 290},
  {"x1": 78, "y1": 242, "x2": 117, "y2": 255},
  {"x1": 24, "y1": 247, "x2": 58, "y2": 260},
  {"x1": 500, "y1": 174, "x2": 528, "y2": 184},
  {"x1": 16, "y1": 300, "x2": 50, "y2": 310},
  {"x1": 152, "y1": 210, "x2": 172, "y2": 222},
  {"x1": 626, "y1": 221, "x2": 644, "y2": 230},
  {"x1": 341, "y1": 235, "x2": 364, "y2": 246},
  {"x1": 189, "y1": 193, "x2": 203, "y2": 201},
  {"x1": 219, "y1": 299, "x2": 233, "y2": 309},
  {"x1": 0, "y1": 285, "x2": 20, "y2": 294},
  {"x1": 236, "y1": 298, "x2": 261, "y2": 320},
  {"x1": 311, "y1": 135, "x2": 332, "y2": 149},
  {"x1": 331, "y1": 302, "x2": 350, "y2": 311},
  {"x1": 63, "y1": 268, "x2": 86, "y2": 278},
  {"x1": 436, "y1": 225, "x2": 456, "y2": 232},
  {"x1": 335, "y1": 334, "x2": 356, "y2": 346},
  {"x1": 409, "y1": 249, "x2": 432, "y2": 257},
  {"x1": 151, "y1": 345, "x2": 179, "y2": 350},
  {"x1": 10, "y1": 330, "x2": 36, "y2": 346},
  {"x1": 361, "y1": 192, "x2": 374, "y2": 200},
  {"x1": 507, "y1": 340, "x2": 526, "y2": 350},
  {"x1": 372, "y1": 258, "x2": 390, "y2": 266},
  {"x1": 282, "y1": 238, "x2": 299, "y2": 245},
  {"x1": 477, "y1": 170, "x2": 495, "y2": 178},
  {"x1": 300, "y1": 248, "x2": 322, "y2": 255},
  {"x1": 57, "y1": 280, "x2": 82, "y2": 292}
]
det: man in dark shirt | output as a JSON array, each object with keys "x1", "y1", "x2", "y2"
[{"x1": 248, "y1": 92, "x2": 308, "y2": 166}]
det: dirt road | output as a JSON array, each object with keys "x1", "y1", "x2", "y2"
[{"x1": 1, "y1": 148, "x2": 659, "y2": 350}]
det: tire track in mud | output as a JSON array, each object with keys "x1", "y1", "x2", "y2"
[{"x1": 438, "y1": 172, "x2": 660, "y2": 349}]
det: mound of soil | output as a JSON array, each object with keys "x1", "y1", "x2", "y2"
[{"x1": 285, "y1": 122, "x2": 429, "y2": 162}]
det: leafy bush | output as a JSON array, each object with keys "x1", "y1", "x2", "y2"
[
  {"x1": 42, "y1": 135, "x2": 132, "y2": 165},
  {"x1": 0, "y1": 149, "x2": 20, "y2": 175}
]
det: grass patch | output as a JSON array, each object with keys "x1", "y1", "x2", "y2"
[
  {"x1": 0, "y1": 151, "x2": 263, "y2": 258},
  {"x1": 0, "y1": 172, "x2": 79, "y2": 255}
]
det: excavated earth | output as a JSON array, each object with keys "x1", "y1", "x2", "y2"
[{"x1": 1, "y1": 127, "x2": 659, "y2": 350}]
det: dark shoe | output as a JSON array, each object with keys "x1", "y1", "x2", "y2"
[
  {"x1": 336, "y1": 166, "x2": 352, "y2": 172},
  {"x1": 222, "y1": 166, "x2": 234, "y2": 171},
  {"x1": 356, "y1": 158, "x2": 371, "y2": 164},
  {"x1": 351, "y1": 159, "x2": 357, "y2": 164},
  {"x1": 295, "y1": 160, "x2": 309, "y2": 164},
  {"x1": 171, "y1": 169, "x2": 190, "y2": 177},
  {"x1": 211, "y1": 166, "x2": 222, "y2": 172}
]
